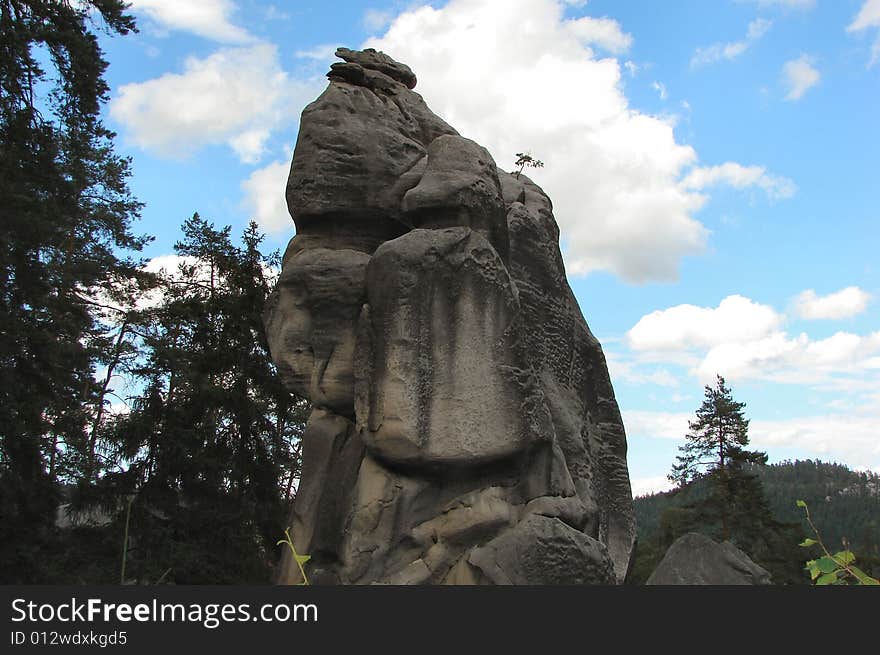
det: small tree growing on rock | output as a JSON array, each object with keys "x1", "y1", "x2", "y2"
[{"x1": 514, "y1": 152, "x2": 544, "y2": 178}]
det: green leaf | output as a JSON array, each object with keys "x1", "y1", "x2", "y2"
[
  {"x1": 807, "y1": 563, "x2": 821, "y2": 580},
  {"x1": 796, "y1": 500, "x2": 807, "y2": 508},
  {"x1": 833, "y1": 551, "x2": 856, "y2": 566},
  {"x1": 799, "y1": 538, "x2": 818, "y2": 548},
  {"x1": 816, "y1": 572, "x2": 839, "y2": 585},
  {"x1": 850, "y1": 566, "x2": 880, "y2": 586},
  {"x1": 816, "y1": 556, "x2": 839, "y2": 574},
  {"x1": 295, "y1": 554, "x2": 311, "y2": 567}
]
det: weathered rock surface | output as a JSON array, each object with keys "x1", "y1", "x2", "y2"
[
  {"x1": 266, "y1": 47, "x2": 635, "y2": 585},
  {"x1": 646, "y1": 533, "x2": 773, "y2": 585}
]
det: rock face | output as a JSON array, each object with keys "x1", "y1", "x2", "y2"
[
  {"x1": 266, "y1": 48, "x2": 635, "y2": 585},
  {"x1": 646, "y1": 533, "x2": 773, "y2": 585}
]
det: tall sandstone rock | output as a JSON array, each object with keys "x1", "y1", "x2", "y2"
[{"x1": 265, "y1": 48, "x2": 635, "y2": 584}]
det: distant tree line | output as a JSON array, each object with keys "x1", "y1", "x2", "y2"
[
  {"x1": 0, "y1": 1, "x2": 306, "y2": 584},
  {"x1": 630, "y1": 458, "x2": 880, "y2": 585}
]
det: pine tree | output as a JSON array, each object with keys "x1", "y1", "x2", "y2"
[
  {"x1": 669, "y1": 375, "x2": 766, "y2": 487},
  {"x1": 0, "y1": 1, "x2": 148, "y2": 583},
  {"x1": 668, "y1": 375, "x2": 768, "y2": 540},
  {"x1": 652, "y1": 375, "x2": 809, "y2": 582},
  {"x1": 102, "y1": 216, "x2": 307, "y2": 583}
]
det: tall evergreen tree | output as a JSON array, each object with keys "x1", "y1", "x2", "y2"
[
  {"x1": 669, "y1": 375, "x2": 767, "y2": 488},
  {"x1": 668, "y1": 375, "x2": 768, "y2": 540},
  {"x1": 650, "y1": 375, "x2": 804, "y2": 582},
  {"x1": 0, "y1": 0, "x2": 148, "y2": 583},
  {"x1": 102, "y1": 216, "x2": 307, "y2": 584}
]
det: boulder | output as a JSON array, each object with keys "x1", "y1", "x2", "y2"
[{"x1": 646, "y1": 533, "x2": 773, "y2": 585}]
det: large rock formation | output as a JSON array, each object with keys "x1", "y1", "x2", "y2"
[
  {"x1": 265, "y1": 47, "x2": 635, "y2": 585},
  {"x1": 646, "y1": 533, "x2": 773, "y2": 585}
]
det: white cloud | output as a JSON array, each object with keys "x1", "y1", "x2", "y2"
[
  {"x1": 263, "y1": 5, "x2": 291, "y2": 21},
  {"x1": 681, "y1": 162, "x2": 797, "y2": 200},
  {"x1": 362, "y1": 0, "x2": 795, "y2": 283},
  {"x1": 128, "y1": 0, "x2": 253, "y2": 43},
  {"x1": 364, "y1": 0, "x2": 723, "y2": 283},
  {"x1": 782, "y1": 55, "x2": 820, "y2": 100},
  {"x1": 847, "y1": 0, "x2": 880, "y2": 67},
  {"x1": 651, "y1": 80, "x2": 667, "y2": 100},
  {"x1": 626, "y1": 292, "x2": 880, "y2": 384},
  {"x1": 752, "y1": 413, "x2": 880, "y2": 470},
  {"x1": 627, "y1": 295, "x2": 784, "y2": 352},
  {"x1": 691, "y1": 18, "x2": 772, "y2": 68},
  {"x1": 295, "y1": 44, "x2": 339, "y2": 60},
  {"x1": 110, "y1": 45, "x2": 321, "y2": 163},
  {"x1": 241, "y1": 159, "x2": 292, "y2": 234},
  {"x1": 566, "y1": 16, "x2": 633, "y2": 54},
  {"x1": 606, "y1": 352, "x2": 680, "y2": 387},
  {"x1": 623, "y1": 408, "x2": 880, "y2": 472},
  {"x1": 793, "y1": 287, "x2": 872, "y2": 320},
  {"x1": 630, "y1": 476, "x2": 675, "y2": 497},
  {"x1": 364, "y1": 8, "x2": 395, "y2": 32},
  {"x1": 697, "y1": 330, "x2": 880, "y2": 383},
  {"x1": 624, "y1": 410, "x2": 691, "y2": 441},
  {"x1": 849, "y1": 0, "x2": 880, "y2": 29}
]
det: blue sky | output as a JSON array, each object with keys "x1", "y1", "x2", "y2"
[{"x1": 96, "y1": 0, "x2": 880, "y2": 495}]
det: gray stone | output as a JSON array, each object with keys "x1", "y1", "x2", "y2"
[
  {"x1": 467, "y1": 514, "x2": 616, "y2": 585},
  {"x1": 502, "y1": 170, "x2": 635, "y2": 581},
  {"x1": 287, "y1": 49, "x2": 456, "y2": 242},
  {"x1": 275, "y1": 409, "x2": 364, "y2": 585},
  {"x1": 266, "y1": 47, "x2": 635, "y2": 585},
  {"x1": 356, "y1": 227, "x2": 552, "y2": 468},
  {"x1": 264, "y1": 245, "x2": 369, "y2": 416},
  {"x1": 646, "y1": 532, "x2": 773, "y2": 585},
  {"x1": 334, "y1": 47, "x2": 418, "y2": 89},
  {"x1": 402, "y1": 135, "x2": 509, "y2": 259}
]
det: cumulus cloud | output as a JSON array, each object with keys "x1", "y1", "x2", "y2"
[
  {"x1": 363, "y1": 8, "x2": 395, "y2": 32},
  {"x1": 793, "y1": 287, "x2": 871, "y2": 320},
  {"x1": 627, "y1": 295, "x2": 784, "y2": 352},
  {"x1": 605, "y1": 352, "x2": 680, "y2": 387},
  {"x1": 847, "y1": 0, "x2": 880, "y2": 67},
  {"x1": 128, "y1": 0, "x2": 253, "y2": 43},
  {"x1": 624, "y1": 291, "x2": 880, "y2": 386},
  {"x1": 624, "y1": 408, "x2": 880, "y2": 472},
  {"x1": 782, "y1": 55, "x2": 820, "y2": 100},
  {"x1": 363, "y1": 0, "x2": 794, "y2": 283},
  {"x1": 566, "y1": 16, "x2": 633, "y2": 54},
  {"x1": 110, "y1": 45, "x2": 321, "y2": 163},
  {"x1": 241, "y1": 159, "x2": 292, "y2": 234},
  {"x1": 681, "y1": 162, "x2": 797, "y2": 200},
  {"x1": 697, "y1": 330, "x2": 880, "y2": 383},
  {"x1": 690, "y1": 18, "x2": 772, "y2": 68}
]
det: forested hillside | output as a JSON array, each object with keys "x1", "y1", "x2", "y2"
[{"x1": 630, "y1": 460, "x2": 880, "y2": 584}]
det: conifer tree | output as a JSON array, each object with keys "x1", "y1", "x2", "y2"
[
  {"x1": 668, "y1": 375, "x2": 768, "y2": 540},
  {"x1": 669, "y1": 375, "x2": 766, "y2": 488},
  {"x1": 102, "y1": 216, "x2": 307, "y2": 583},
  {"x1": 0, "y1": 0, "x2": 147, "y2": 583}
]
